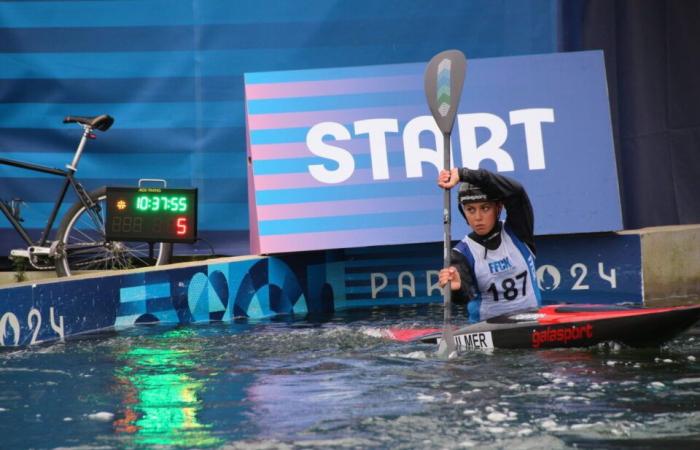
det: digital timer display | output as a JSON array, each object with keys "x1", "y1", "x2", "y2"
[
  {"x1": 105, "y1": 187, "x2": 197, "y2": 243},
  {"x1": 135, "y1": 195, "x2": 188, "y2": 212}
]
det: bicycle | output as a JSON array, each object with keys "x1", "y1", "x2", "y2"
[{"x1": 0, "y1": 114, "x2": 172, "y2": 277}]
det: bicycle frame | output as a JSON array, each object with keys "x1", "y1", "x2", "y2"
[{"x1": 0, "y1": 124, "x2": 96, "y2": 248}]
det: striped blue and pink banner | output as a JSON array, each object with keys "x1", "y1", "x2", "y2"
[
  {"x1": 244, "y1": 51, "x2": 621, "y2": 254},
  {"x1": 245, "y1": 64, "x2": 441, "y2": 253}
]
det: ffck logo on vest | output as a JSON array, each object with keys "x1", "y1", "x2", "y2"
[{"x1": 488, "y1": 257, "x2": 513, "y2": 274}]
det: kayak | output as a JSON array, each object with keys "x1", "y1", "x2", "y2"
[{"x1": 384, "y1": 304, "x2": 700, "y2": 350}]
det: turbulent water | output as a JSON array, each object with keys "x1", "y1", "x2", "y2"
[{"x1": 0, "y1": 305, "x2": 699, "y2": 449}]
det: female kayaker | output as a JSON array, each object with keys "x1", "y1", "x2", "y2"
[{"x1": 437, "y1": 167, "x2": 541, "y2": 322}]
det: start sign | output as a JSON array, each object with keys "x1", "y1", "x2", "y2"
[{"x1": 105, "y1": 187, "x2": 197, "y2": 243}]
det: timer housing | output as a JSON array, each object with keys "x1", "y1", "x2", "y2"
[{"x1": 105, "y1": 187, "x2": 197, "y2": 243}]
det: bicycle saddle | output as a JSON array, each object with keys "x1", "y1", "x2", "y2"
[{"x1": 63, "y1": 114, "x2": 114, "y2": 132}]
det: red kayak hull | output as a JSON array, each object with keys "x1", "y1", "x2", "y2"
[{"x1": 384, "y1": 304, "x2": 700, "y2": 350}]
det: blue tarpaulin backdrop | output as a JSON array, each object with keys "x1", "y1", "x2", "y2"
[
  {"x1": 0, "y1": 0, "x2": 560, "y2": 256},
  {"x1": 2, "y1": 0, "x2": 698, "y2": 258}
]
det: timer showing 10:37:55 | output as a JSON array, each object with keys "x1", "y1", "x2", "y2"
[{"x1": 134, "y1": 195, "x2": 188, "y2": 212}]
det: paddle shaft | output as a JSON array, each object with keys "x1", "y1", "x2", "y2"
[
  {"x1": 442, "y1": 131, "x2": 452, "y2": 323},
  {"x1": 438, "y1": 131, "x2": 456, "y2": 357}
]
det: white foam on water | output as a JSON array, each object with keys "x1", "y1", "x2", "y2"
[
  {"x1": 87, "y1": 412, "x2": 114, "y2": 422},
  {"x1": 610, "y1": 428, "x2": 624, "y2": 436},
  {"x1": 405, "y1": 350, "x2": 429, "y2": 360},
  {"x1": 416, "y1": 393, "x2": 436, "y2": 402},
  {"x1": 487, "y1": 412, "x2": 508, "y2": 422},
  {"x1": 359, "y1": 327, "x2": 385, "y2": 339},
  {"x1": 673, "y1": 377, "x2": 700, "y2": 384},
  {"x1": 688, "y1": 355, "x2": 696, "y2": 361},
  {"x1": 648, "y1": 381, "x2": 665, "y2": 389},
  {"x1": 389, "y1": 351, "x2": 428, "y2": 360},
  {"x1": 541, "y1": 419, "x2": 559, "y2": 430},
  {"x1": 461, "y1": 388, "x2": 482, "y2": 395}
]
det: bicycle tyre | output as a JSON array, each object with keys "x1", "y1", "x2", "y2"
[{"x1": 54, "y1": 187, "x2": 173, "y2": 277}]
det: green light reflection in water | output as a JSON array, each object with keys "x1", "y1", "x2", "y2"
[{"x1": 113, "y1": 327, "x2": 223, "y2": 448}]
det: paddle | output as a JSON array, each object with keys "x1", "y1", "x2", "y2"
[{"x1": 424, "y1": 49, "x2": 467, "y2": 359}]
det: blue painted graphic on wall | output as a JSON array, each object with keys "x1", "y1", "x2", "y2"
[{"x1": 0, "y1": 256, "x2": 309, "y2": 347}]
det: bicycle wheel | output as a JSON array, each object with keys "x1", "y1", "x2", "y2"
[{"x1": 55, "y1": 187, "x2": 172, "y2": 277}]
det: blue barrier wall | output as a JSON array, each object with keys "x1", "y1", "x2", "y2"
[
  {"x1": 0, "y1": 0, "x2": 559, "y2": 256},
  {"x1": 0, "y1": 233, "x2": 641, "y2": 347},
  {"x1": 277, "y1": 234, "x2": 642, "y2": 309}
]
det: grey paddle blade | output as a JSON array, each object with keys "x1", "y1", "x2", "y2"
[
  {"x1": 436, "y1": 326, "x2": 457, "y2": 359},
  {"x1": 424, "y1": 49, "x2": 467, "y2": 135}
]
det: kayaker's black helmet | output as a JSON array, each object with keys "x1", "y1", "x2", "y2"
[
  {"x1": 458, "y1": 182, "x2": 499, "y2": 204},
  {"x1": 457, "y1": 182, "x2": 501, "y2": 220}
]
